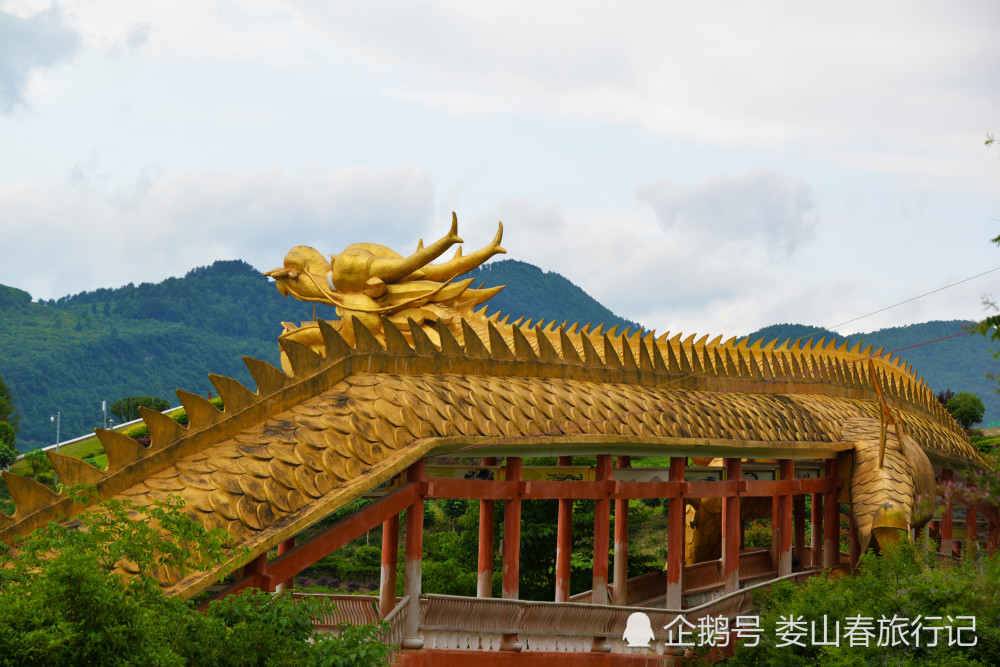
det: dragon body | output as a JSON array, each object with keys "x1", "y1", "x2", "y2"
[{"x1": 0, "y1": 217, "x2": 981, "y2": 598}]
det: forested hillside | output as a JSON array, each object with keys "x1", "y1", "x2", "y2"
[
  {"x1": 742, "y1": 320, "x2": 1000, "y2": 425},
  {"x1": 0, "y1": 259, "x2": 638, "y2": 448}
]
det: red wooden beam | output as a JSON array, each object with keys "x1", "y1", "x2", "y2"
[{"x1": 266, "y1": 482, "x2": 420, "y2": 585}]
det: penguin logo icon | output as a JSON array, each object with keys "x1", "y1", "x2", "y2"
[{"x1": 622, "y1": 611, "x2": 656, "y2": 647}]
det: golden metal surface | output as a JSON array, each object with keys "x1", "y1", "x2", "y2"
[{"x1": 0, "y1": 216, "x2": 984, "y2": 595}]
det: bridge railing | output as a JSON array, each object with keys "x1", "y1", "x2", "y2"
[{"x1": 417, "y1": 566, "x2": 835, "y2": 655}]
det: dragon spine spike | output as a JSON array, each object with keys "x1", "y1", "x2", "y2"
[
  {"x1": 243, "y1": 356, "x2": 289, "y2": 396},
  {"x1": 381, "y1": 317, "x2": 414, "y2": 355},
  {"x1": 814, "y1": 337, "x2": 826, "y2": 351},
  {"x1": 558, "y1": 328, "x2": 584, "y2": 364},
  {"x1": 756, "y1": 351, "x2": 771, "y2": 380},
  {"x1": 874, "y1": 347, "x2": 885, "y2": 359},
  {"x1": 850, "y1": 341, "x2": 863, "y2": 354},
  {"x1": 620, "y1": 335, "x2": 639, "y2": 371},
  {"x1": 713, "y1": 348, "x2": 727, "y2": 376},
  {"x1": 656, "y1": 331, "x2": 669, "y2": 342},
  {"x1": 789, "y1": 339, "x2": 802, "y2": 353},
  {"x1": 618, "y1": 327, "x2": 628, "y2": 338},
  {"x1": 748, "y1": 337, "x2": 763, "y2": 351},
  {"x1": 570, "y1": 322, "x2": 581, "y2": 334},
  {"x1": 47, "y1": 450, "x2": 106, "y2": 486},
  {"x1": 510, "y1": 325, "x2": 538, "y2": 362},
  {"x1": 592, "y1": 324, "x2": 604, "y2": 337},
  {"x1": 669, "y1": 332, "x2": 682, "y2": 345},
  {"x1": 837, "y1": 340, "x2": 850, "y2": 353},
  {"x1": 513, "y1": 317, "x2": 525, "y2": 327},
  {"x1": 764, "y1": 338, "x2": 779, "y2": 352},
  {"x1": 488, "y1": 311, "x2": 501, "y2": 323},
  {"x1": 96, "y1": 427, "x2": 148, "y2": 471},
  {"x1": 603, "y1": 335, "x2": 624, "y2": 369},
  {"x1": 694, "y1": 334, "x2": 709, "y2": 348},
  {"x1": 535, "y1": 326, "x2": 561, "y2": 363},
  {"x1": 681, "y1": 333, "x2": 696, "y2": 348},
  {"x1": 722, "y1": 336, "x2": 737, "y2": 347},
  {"x1": 544, "y1": 320, "x2": 557, "y2": 333},
  {"x1": 278, "y1": 337, "x2": 324, "y2": 375},
  {"x1": 652, "y1": 341, "x2": 668, "y2": 374},
  {"x1": 2, "y1": 471, "x2": 59, "y2": 516},
  {"x1": 637, "y1": 336, "x2": 655, "y2": 372},
  {"x1": 724, "y1": 348, "x2": 741, "y2": 377},
  {"x1": 441, "y1": 321, "x2": 469, "y2": 357},
  {"x1": 580, "y1": 332, "x2": 603, "y2": 367},
  {"x1": 860, "y1": 345, "x2": 873, "y2": 358},
  {"x1": 351, "y1": 316, "x2": 385, "y2": 354},
  {"x1": 690, "y1": 345, "x2": 704, "y2": 374},
  {"x1": 140, "y1": 406, "x2": 186, "y2": 450},
  {"x1": 736, "y1": 337, "x2": 750, "y2": 350},
  {"x1": 406, "y1": 317, "x2": 440, "y2": 356},
  {"x1": 708, "y1": 334, "x2": 723, "y2": 348},
  {"x1": 500, "y1": 314, "x2": 510, "y2": 326},
  {"x1": 176, "y1": 390, "x2": 223, "y2": 430},
  {"x1": 775, "y1": 339, "x2": 790, "y2": 352},
  {"x1": 318, "y1": 319, "x2": 352, "y2": 360},
  {"x1": 208, "y1": 373, "x2": 256, "y2": 412},
  {"x1": 487, "y1": 321, "x2": 515, "y2": 361},
  {"x1": 665, "y1": 341, "x2": 682, "y2": 373},
  {"x1": 523, "y1": 319, "x2": 535, "y2": 331}
]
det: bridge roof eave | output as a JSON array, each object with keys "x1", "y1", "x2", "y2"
[{"x1": 427, "y1": 435, "x2": 853, "y2": 461}]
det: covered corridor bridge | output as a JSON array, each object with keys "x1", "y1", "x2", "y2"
[{"x1": 0, "y1": 223, "x2": 993, "y2": 661}]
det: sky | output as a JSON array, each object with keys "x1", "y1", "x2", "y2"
[{"x1": 1, "y1": 0, "x2": 998, "y2": 339}]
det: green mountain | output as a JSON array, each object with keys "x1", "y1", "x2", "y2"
[
  {"x1": 743, "y1": 320, "x2": 1000, "y2": 426},
  {"x1": 0, "y1": 259, "x2": 638, "y2": 448}
]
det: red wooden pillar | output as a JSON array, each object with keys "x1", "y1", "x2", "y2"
[
  {"x1": 941, "y1": 468, "x2": 954, "y2": 556},
  {"x1": 613, "y1": 456, "x2": 630, "y2": 605},
  {"x1": 502, "y1": 457, "x2": 522, "y2": 600},
  {"x1": 849, "y1": 506, "x2": 861, "y2": 569},
  {"x1": 770, "y1": 495, "x2": 780, "y2": 569},
  {"x1": 989, "y1": 517, "x2": 999, "y2": 555},
  {"x1": 555, "y1": 455, "x2": 573, "y2": 602},
  {"x1": 966, "y1": 507, "x2": 977, "y2": 560},
  {"x1": 478, "y1": 456, "x2": 498, "y2": 598},
  {"x1": 245, "y1": 553, "x2": 274, "y2": 592},
  {"x1": 823, "y1": 459, "x2": 839, "y2": 569},
  {"x1": 810, "y1": 493, "x2": 822, "y2": 568},
  {"x1": 778, "y1": 460, "x2": 794, "y2": 576},
  {"x1": 793, "y1": 494, "x2": 805, "y2": 571},
  {"x1": 402, "y1": 460, "x2": 425, "y2": 650},
  {"x1": 666, "y1": 456, "x2": 685, "y2": 609},
  {"x1": 723, "y1": 458, "x2": 742, "y2": 593},
  {"x1": 593, "y1": 455, "x2": 612, "y2": 605},
  {"x1": 379, "y1": 516, "x2": 399, "y2": 618},
  {"x1": 276, "y1": 537, "x2": 295, "y2": 592}
]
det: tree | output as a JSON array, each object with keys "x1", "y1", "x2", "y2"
[
  {"x1": 946, "y1": 392, "x2": 986, "y2": 429},
  {"x1": 0, "y1": 491, "x2": 393, "y2": 666},
  {"x1": 0, "y1": 445, "x2": 17, "y2": 471},
  {"x1": 110, "y1": 395, "x2": 171, "y2": 423},
  {"x1": 0, "y1": 371, "x2": 20, "y2": 448},
  {"x1": 935, "y1": 388, "x2": 954, "y2": 406},
  {"x1": 23, "y1": 449, "x2": 51, "y2": 481}
]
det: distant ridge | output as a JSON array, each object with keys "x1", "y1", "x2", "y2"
[{"x1": 0, "y1": 259, "x2": 641, "y2": 447}]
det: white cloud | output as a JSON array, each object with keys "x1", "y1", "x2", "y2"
[
  {"x1": 637, "y1": 169, "x2": 820, "y2": 258},
  {"x1": 0, "y1": 163, "x2": 435, "y2": 299},
  {"x1": 0, "y1": 4, "x2": 79, "y2": 112}
]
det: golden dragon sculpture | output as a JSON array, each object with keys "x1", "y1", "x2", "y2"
[{"x1": 0, "y1": 215, "x2": 982, "y2": 597}]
